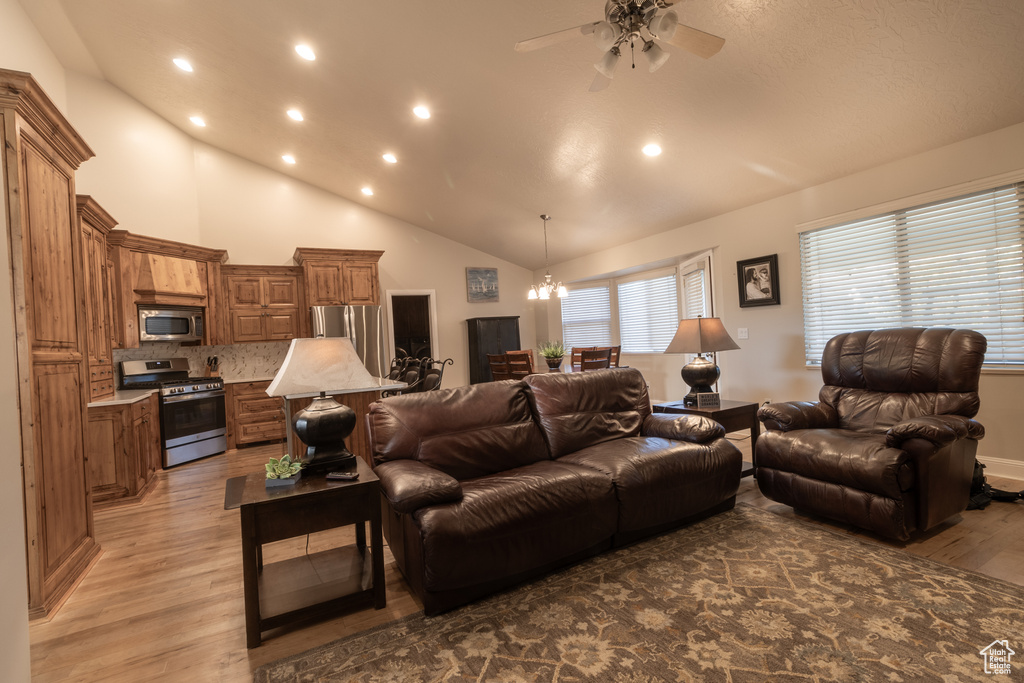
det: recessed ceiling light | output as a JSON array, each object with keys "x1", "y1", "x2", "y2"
[
  {"x1": 173, "y1": 58, "x2": 193, "y2": 72},
  {"x1": 361, "y1": 187, "x2": 374, "y2": 196},
  {"x1": 189, "y1": 116, "x2": 206, "y2": 127},
  {"x1": 642, "y1": 143, "x2": 662, "y2": 157},
  {"x1": 382, "y1": 153, "x2": 397, "y2": 164},
  {"x1": 287, "y1": 109, "x2": 304, "y2": 121},
  {"x1": 282, "y1": 154, "x2": 296, "y2": 164},
  {"x1": 295, "y1": 44, "x2": 316, "y2": 61},
  {"x1": 413, "y1": 105, "x2": 431, "y2": 119}
]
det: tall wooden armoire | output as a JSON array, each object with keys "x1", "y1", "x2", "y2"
[
  {"x1": 1, "y1": 69, "x2": 99, "y2": 618},
  {"x1": 467, "y1": 316, "x2": 521, "y2": 383}
]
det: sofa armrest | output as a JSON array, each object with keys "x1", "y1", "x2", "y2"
[
  {"x1": 374, "y1": 460, "x2": 463, "y2": 514},
  {"x1": 758, "y1": 401, "x2": 838, "y2": 432},
  {"x1": 641, "y1": 413, "x2": 725, "y2": 443},
  {"x1": 886, "y1": 415, "x2": 985, "y2": 449}
]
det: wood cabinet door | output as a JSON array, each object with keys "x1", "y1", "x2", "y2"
[
  {"x1": 231, "y1": 382, "x2": 286, "y2": 445},
  {"x1": 264, "y1": 311, "x2": 299, "y2": 340},
  {"x1": 306, "y1": 262, "x2": 345, "y2": 306},
  {"x1": 87, "y1": 405, "x2": 131, "y2": 504},
  {"x1": 230, "y1": 310, "x2": 267, "y2": 342},
  {"x1": 264, "y1": 275, "x2": 299, "y2": 307},
  {"x1": 343, "y1": 262, "x2": 379, "y2": 304},
  {"x1": 226, "y1": 276, "x2": 263, "y2": 307}
]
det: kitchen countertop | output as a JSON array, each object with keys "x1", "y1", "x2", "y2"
[{"x1": 87, "y1": 388, "x2": 158, "y2": 408}]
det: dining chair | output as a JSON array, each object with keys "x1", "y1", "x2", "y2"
[
  {"x1": 570, "y1": 346, "x2": 594, "y2": 371},
  {"x1": 579, "y1": 348, "x2": 612, "y2": 371},
  {"x1": 505, "y1": 349, "x2": 535, "y2": 378},
  {"x1": 487, "y1": 353, "x2": 512, "y2": 381}
]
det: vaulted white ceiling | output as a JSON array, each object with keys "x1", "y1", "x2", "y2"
[{"x1": 34, "y1": 0, "x2": 1024, "y2": 270}]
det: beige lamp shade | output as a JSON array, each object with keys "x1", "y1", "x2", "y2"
[
  {"x1": 266, "y1": 337, "x2": 377, "y2": 397},
  {"x1": 664, "y1": 317, "x2": 740, "y2": 355}
]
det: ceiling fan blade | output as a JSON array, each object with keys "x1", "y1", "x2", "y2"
[
  {"x1": 515, "y1": 21, "x2": 601, "y2": 52},
  {"x1": 589, "y1": 72, "x2": 612, "y2": 92},
  {"x1": 665, "y1": 23, "x2": 725, "y2": 59}
]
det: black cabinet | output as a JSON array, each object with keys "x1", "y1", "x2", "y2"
[{"x1": 467, "y1": 316, "x2": 521, "y2": 383}]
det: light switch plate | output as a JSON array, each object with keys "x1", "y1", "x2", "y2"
[{"x1": 737, "y1": 327, "x2": 749, "y2": 340}]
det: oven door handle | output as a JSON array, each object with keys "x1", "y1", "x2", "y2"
[{"x1": 161, "y1": 389, "x2": 226, "y2": 403}]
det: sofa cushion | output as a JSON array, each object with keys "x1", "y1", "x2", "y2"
[
  {"x1": 367, "y1": 380, "x2": 550, "y2": 480},
  {"x1": 414, "y1": 460, "x2": 617, "y2": 591},
  {"x1": 559, "y1": 436, "x2": 741, "y2": 533},
  {"x1": 523, "y1": 368, "x2": 652, "y2": 459}
]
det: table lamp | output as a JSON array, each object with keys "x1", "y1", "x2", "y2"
[
  {"x1": 267, "y1": 337, "x2": 378, "y2": 474},
  {"x1": 664, "y1": 316, "x2": 740, "y2": 406}
]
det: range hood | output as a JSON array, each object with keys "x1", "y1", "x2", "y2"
[{"x1": 133, "y1": 253, "x2": 207, "y2": 307}]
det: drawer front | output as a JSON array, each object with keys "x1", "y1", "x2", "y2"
[
  {"x1": 237, "y1": 419, "x2": 286, "y2": 444},
  {"x1": 131, "y1": 397, "x2": 152, "y2": 421},
  {"x1": 90, "y1": 378, "x2": 115, "y2": 400},
  {"x1": 233, "y1": 381, "x2": 272, "y2": 396},
  {"x1": 235, "y1": 394, "x2": 283, "y2": 419}
]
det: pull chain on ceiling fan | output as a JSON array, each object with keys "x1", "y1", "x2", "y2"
[{"x1": 515, "y1": 0, "x2": 724, "y2": 91}]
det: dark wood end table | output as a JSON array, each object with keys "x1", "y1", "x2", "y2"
[
  {"x1": 653, "y1": 399, "x2": 760, "y2": 478},
  {"x1": 225, "y1": 457, "x2": 385, "y2": 648}
]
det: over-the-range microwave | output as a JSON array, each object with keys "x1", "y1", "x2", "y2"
[{"x1": 138, "y1": 306, "x2": 204, "y2": 342}]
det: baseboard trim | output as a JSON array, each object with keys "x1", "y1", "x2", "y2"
[{"x1": 977, "y1": 455, "x2": 1024, "y2": 482}]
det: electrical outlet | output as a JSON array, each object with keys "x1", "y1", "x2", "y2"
[{"x1": 737, "y1": 327, "x2": 749, "y2": 340}]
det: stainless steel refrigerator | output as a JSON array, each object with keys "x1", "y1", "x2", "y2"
[{"x1": 310, "y1": 305, "x2": 387, "y2": 377}]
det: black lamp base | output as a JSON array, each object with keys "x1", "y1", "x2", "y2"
[
  {"x1": 293, "y1": 394, "x2": 358, "y2": 475},
  {"x1": 680, "y1": 355, "x2": 720, "y2": 407}
]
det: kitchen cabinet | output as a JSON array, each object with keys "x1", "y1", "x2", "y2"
[
  {"x1": 106, "y1": 231, "x2": 228, "y2": 348},
  {"x1": 293, "y1": 248, "x2": 384, "y2": 307},
  {"x1": 77, "y1": 196, "x2": 118, "y2": 400},
  {"x1": 86, "y1": 393, "x2": 160, "y2": 509},
  {"x1": 467, "y1": 316, "x2": 522, "y2": 383},
  {"x1": 223, "y1": 266, "x2": 303, "y2": 343},
  {"x1": 2, "y1": 68, "x2": 100, "y2": 618},
  {"x1": 227, "y1": 380, "x2": 287, "y2": 448}
]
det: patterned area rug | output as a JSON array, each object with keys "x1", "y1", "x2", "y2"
[{"x1": 254, "y1": 505, "x2": 1024, "y2": 682}]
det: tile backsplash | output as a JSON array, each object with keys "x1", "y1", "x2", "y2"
[{"x1": 113, "y1": 341, "x2": 291, "y2": 382}]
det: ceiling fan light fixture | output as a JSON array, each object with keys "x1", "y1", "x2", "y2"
[
  {"x1": 643, "y1": 40, "x2": 670, "y2": 73},
  {"x1": 594, "y1": 47, "x2": 621, "y2": 78},
  {"x1": 593, "y1": 21, "x2": 620, "y2": 51},
  {"x1": 649, "y1": 10, "x2": 678, "y2": 41}
]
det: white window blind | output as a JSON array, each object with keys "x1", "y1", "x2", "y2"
[
  {"x1": 560, "y1": 284, "x2": 612, "y2": 348},
  {"x1": 800, "y1": 183, "x2": 1024, "y2": 366},
  {"x1": 618, "y1": 273, "x2": 680, "y2": 353}
]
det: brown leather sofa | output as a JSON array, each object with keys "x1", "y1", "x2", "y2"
[
  {"x1": 756, "y1": 328, "x2": 986, "y2": 541},
  {"x1": 367, "y1": 368, "x2": 742, "y2": 614}
]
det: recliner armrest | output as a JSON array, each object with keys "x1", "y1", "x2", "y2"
[
  {"x1": 374, "y1": 460, "x2": 463, "y2": 514},
  {"x1": 886, "y1": 415, "x2": 985, "y2": 448},
  {"x1": 758, "y1": 401, "x2": 838, "y2": 432},
  {"x1": 641, "y1": 413, "x2": 725, "y2": 443}
]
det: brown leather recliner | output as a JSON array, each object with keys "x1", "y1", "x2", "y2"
[{"x1": 755, "y1": 328, "x2": 986, "y2": 541}]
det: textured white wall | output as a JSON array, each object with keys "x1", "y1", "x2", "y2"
[{"x1": 540, "y1": 121, "x2": 1024, "y2": 470}]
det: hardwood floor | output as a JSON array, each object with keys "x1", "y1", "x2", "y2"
[{"x1": 29, "y1": 435, "x2": 1024, "y2": 682}]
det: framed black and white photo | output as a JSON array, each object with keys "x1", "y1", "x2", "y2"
[
  {"x1": 466, "y1": 267, "x2": 499, "y2": 303},
  {"x1": 737, "y1": 254, "x2": 780, "y2": 308}
]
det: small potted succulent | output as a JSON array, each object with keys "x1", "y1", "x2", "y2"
[
  {"x1": 538, "y1": 340, "x2": 566, "y2": 371},
  {"x1": 265, "y1": 454, "x2": 303, "y2": 487}
]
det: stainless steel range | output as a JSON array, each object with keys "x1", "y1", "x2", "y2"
[{"x1": 120, "y1": 358, "x2": 227, "y2": 468}]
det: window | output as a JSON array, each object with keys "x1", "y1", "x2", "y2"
[
  {"x1": 560, "y1": 284, "x2": 612, "y2": 349},
  {"x1": 560, "y1": 252, "x2": 714, "y2": 353},
  {"x1": 800, "y1": 183, "x2": 1024, "y2": 366},
  {"x1": 617, "y1": 270, "x2": 679, "y2": 353}
]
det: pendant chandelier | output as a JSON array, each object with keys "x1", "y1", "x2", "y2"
[{"x1": 527, "y1": 214, "x2": 568, "y2": 300}]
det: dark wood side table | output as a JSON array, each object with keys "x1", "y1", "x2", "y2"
[
  {"x1": 653, "y1": 399, "x2": 760, "y2": 478},
  {"x1": 225, "y1": 457, "x2": 385, "y2": 648}
]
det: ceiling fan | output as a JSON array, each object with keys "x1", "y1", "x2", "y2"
[{"x1": 515, "y1": 0, "x2": 725, "y2": 91}]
